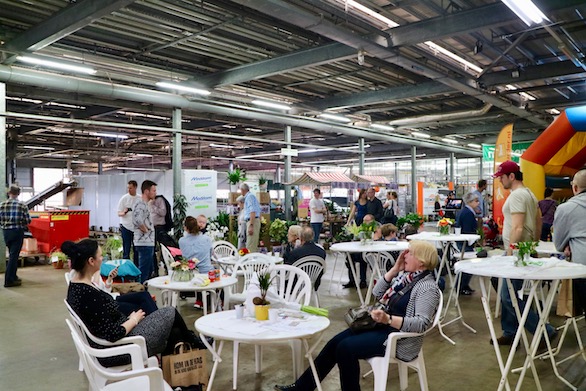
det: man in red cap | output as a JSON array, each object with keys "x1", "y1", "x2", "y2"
[{"x1": 492, "y1": 160, "x2": 556, "y2": 345}]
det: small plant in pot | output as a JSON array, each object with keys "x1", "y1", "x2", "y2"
[
  {"x1": 50, "y1": 251, "x2": 68, "y2": 269},
  {"x1": 258, "y1": 174, "x2": 268, "y2": 191},
  {"x1": 253, "y1": 271, "x2": 275, "y2": 320},
  {"x1": 227, "y1": 168, "x2": 246, "y2": 192}
]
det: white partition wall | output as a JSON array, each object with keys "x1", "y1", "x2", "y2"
[{"x1": 183, "y1": 170, "x2": 218, "y2": 219}]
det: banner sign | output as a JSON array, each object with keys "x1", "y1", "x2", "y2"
[
  {"x1": 492, "y1": 124, "x2": 513, "y2": 233},
  {"x1": 183, "y1": 170, "x2": 218, "y2": 219},
  {"x1": 483, "y1": 142, "x2": 532, "y2": 163}
]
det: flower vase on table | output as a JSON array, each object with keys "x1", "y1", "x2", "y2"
[
  {"x1": 510, "y1": 242, "x2": 538, "y2": 267},
  {"x1": 171, "y1": 269, "x2": 195, "y2": 282},
  {"x1": 437, "y1": 218, "x2": 454, "y2": 236},
  {"x1": 359, "y1": 231, "x2": 373, "y2": 245},
  {"x1": 358, "y1": 221, "x2": 377, "y2": 245},
  {"x1": 170, "y1": 257, "x2": 198, "y2": 281},
  {"x1": 438, "y1": 225, "x2": 450, "y2": 235}
]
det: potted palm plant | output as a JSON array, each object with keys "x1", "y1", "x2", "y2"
[
  {"x1": 258, "y1": 174, "x2": 268, "y2": 191},
  {"x1": 253, "y1": 271, "x2": 274, "y2": 320},
  {"x1": 227, "y1": 168, "x2": 246, "y2": 192}
]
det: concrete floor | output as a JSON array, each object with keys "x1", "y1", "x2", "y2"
[{"x1": 1, "y1": 254, "x2": 585, "y2": 391}]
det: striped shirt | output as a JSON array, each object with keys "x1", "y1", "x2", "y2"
[{"x1": 0, "y1": 198, "x2": 31, "y2": 230}]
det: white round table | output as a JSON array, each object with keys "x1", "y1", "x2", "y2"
[
  {"x1": 195, "y1": 309, "x2": 330, "y2": 391},
  {"x1": 146, "y1": 274, "x2": 237, "y2": 315}
]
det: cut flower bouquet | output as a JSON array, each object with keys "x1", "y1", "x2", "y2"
[{"x1": 437, "y1": 218, "x2": 454, "y2": 235}]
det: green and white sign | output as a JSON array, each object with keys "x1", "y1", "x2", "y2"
[{"x1": 482, "y1": 142, "x2": 533, "y2": 163}]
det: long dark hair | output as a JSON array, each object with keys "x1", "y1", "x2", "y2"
[
  {"x1": 184, "y1": 216, "x2": 200, "y2": 234},
  {"x1": 61, "y1": 239, "x2": 99, "y2": 272}
]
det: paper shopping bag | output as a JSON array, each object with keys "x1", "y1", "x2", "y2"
[
  {"x1": 556, "y1": 279, "x2": 574, "y2": 318},
  {"x1": 162, "y1": 343, "x2": 208, "y2": 390}
]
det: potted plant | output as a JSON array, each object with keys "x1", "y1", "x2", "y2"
[
  {"x1": 252, "y1": 271, "x2": 275, "y2": 320},
  {"x1": 437, "y1": 218, "x2": 454, "y2": 235},
  {"x1": 50, "y1": 251, "x2": 68, "y2": 269},
  {"x1": 358, "y1": 221, "x2": 377, "y2": 244},
  {"x1": 227, "y1": 168, "x2": 246, "y2": 192},
  {"x1": 258, "y1": 174, "x2": 268, "y2": 192},
  {"x1": 269, "y1": 218, "x2": 288, "y2": 244},
  {"x1": 397, "y1": 213, "x2": 425, "y2": 232},
  {"x1": 169, "y1": 257, "x2": 198, "y2": 281},
  {"x1": 103, "y1": 235, "x2": 123, "y2": 259},
  {"x1": 173, "y1": 194, "x2": 188, "y2": 242},
  {"x1": 510, "y1": 241, "x2": 538, "y2": 266}
]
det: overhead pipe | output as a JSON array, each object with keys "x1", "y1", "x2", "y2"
[
  {"x1": 387, "y1": 103, "x2": 493, "y2": 126},
  {"x1": 0, "y1": 64, "x2": 481, "y2": 156}
]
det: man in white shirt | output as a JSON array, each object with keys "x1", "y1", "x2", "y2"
[
  {"x1": 132, "y1": 180, "x2": 157, "y2": 283},
  {"x1": 117, "y1": 180, "x2": 137, "y2": 264},
  {"x1": 309, "y1": 188, "x2": 326, "y2": 244}
]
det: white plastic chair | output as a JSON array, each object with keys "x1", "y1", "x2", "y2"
[
  {"x1": 364, "y1": 252, "x2": 396, "y2": 304},
  {"x1": 68, "y1": 320, "x2": 171, "y2": 391},
  {"x1": 364, "y1": 290, "x2": 443, "y2": 391},
  {"x1": 159, "y1": 245, "x2": 174, "y2": 275},
  {"x1": 224, "y1": 257, "x2": 274, "y2": 309},
  {"x1": 292, "y1": 255, "x2": 326, "y2": 307},
  {"x1": 64, "y1": 300, "x2": 158, "y2": 378},
  {"x1": 212, "y1": 240, "x2": 238, "y2": 260},
  {"x1": 160, "y1": 289, "x2": 178, "y2": 308}
]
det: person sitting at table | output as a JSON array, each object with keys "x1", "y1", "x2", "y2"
[
  {"x1": 282, "y1": 225, "x2": 302, "y2": 264},
  {"x1": 65, "y1": 238, "x2": 203, "y2": 367},
  {"x1": 179, "y1": 216, "x2": 214, "y2": 274},
  {"x1": 275, "y1": 240, "x2": 441, "y2": 391},
  {"x1": 287, "y1": 227, "x2": 326, "y2": 289},
  {"x1": 454, "y1": 191, "x2": 479, "y2": 296},
  {"x1": 379, "y1": 223, "x2": 398, "y2": 241},
  {"x1": 347, "y1": 188, "x2": 368, "y2": 226},
  {"x1": 344, "y1": 214, "x2": 377, "y2": 289}
]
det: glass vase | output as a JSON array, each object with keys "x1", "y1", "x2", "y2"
[
  {"x1": 359, "y1": 231, "x2": 373, "y2": 245},
  {"x1": 172, "y1": 269, "x2": 194, "y2": 282},
  {"x1": 438, "y1": 225, "x2": 450, "y2": 235},
  {"x1": 514, "y1": 250, "x2": 526, "y2": 267}
]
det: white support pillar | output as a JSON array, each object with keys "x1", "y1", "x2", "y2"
[
  {"x1": 358, "y1": 138, "x2": 365, "y2": 175},
  {"x1": 172, "y1": 108, "x2": 182, "y2": 196},
  {"x1": 284, "y1": 126, "x2": 292, "y2": 220},
  {"x1": 0, "y1": 83, "x2": 6, "y2": 271}
]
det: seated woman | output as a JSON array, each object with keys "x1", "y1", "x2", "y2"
[
  {"x1": 65, "y1": 239, "x2": 201, "y2": 366},
  {"x1": 282, "y1": 225, "x2": 302, "y2": 264},
  {"x1": 178, "y1": 216, "x2": 214, "y2": 273},
  {"x1": 275, "y1": 240, "x2": 441, "y2": 391}
]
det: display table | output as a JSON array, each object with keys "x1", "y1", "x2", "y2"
[
  {"x1": 195, "y1": 309, "x2": 330, "y2": 391},
  {"x1": 406, "y1": 231, "x2": 480, "y2": 344},
  {"x1": 455, "y1": 256, "x2": 586, "y2": 391},
  {"x1": 330, "y1": 241, "x2": 409, "y2": 305},
  {"x1": 145, "y1": 274, "x2": 237, "y2": 315}
]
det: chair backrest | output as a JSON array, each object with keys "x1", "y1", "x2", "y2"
[
  {"x1": 364, "y1": 251, "x2": 395, "y2": 279},
  {"x1": 231, "y1": 258, "x2": 273, "y2": 292},
  {"x1": 291, "y1": 256, "x2": 325, "y2": 288},
  {"x1": 160, "y1": 244, "x2": 174, "y2": 274},
  {"x1": 270, "y1": 264, "x2": 312, "y2": 305},
  {"x1": 64, "y1": 271, "x2": 71, "y2": 285},
  {"x1": 213, "y1": 240, "x2": 238, "y2": 260}
]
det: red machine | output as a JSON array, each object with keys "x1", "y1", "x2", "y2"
[{"x1": 28, "y1": 210, "x2": 90, "y2": 254}]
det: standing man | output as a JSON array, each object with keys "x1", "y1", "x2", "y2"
[
  {"x1": 365, "y1": 187, "x2": 383, "y2": 222},
  {"x1": 0, "y1": 185, "x2": 31, "y2": 287},
  {"x1": 309, "y1": 188, "x2": 326, "y2": 244},
  {"x1": 133, "y1": 180, "x2": 157, "y2": 283},
  {"x1": 553, "y1": 168, "x2": 586, "y2": 317},
  {"x1": 492, "y1": 161, "x2": 556, "y2": 345},
  {"x1": 472, "y1": 179, "x2": 488, "y2": 218},
  {"x1": 117, "y1": 180, "x2": 138, "y2": 265},
  {"x1": 241, "y1": 183, "x2": 261, "y2": 252}
]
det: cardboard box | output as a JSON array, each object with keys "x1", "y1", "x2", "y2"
[
  {"x1": 257, "y1": 192, "x2": 270, "y2": 204},
  {"x1": 298, "y1": 207, "x2": 308, "y2": 219},
  {"x1": 228, "y1": 192, "x2": 240, "y2": 204},
  {"x1": 21, "y1": 238, "x2": 38, "y2": 253}
]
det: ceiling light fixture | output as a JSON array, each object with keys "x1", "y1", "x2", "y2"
[
  {"x1": 116, "y1": 167, "x2": 164, "y2": 172},
  {"x1": 501, "y1": 0, "x2": 548, "y2": 26},
  {"x1": 411, "y1": 131, "x2": 431, "y2": 139},
  {"x1": 441, "y1": 138, "x2": 459, "y2": 144},
  {"x1": 23, "y1": 145, "x2": 55, "y2": 151},
  {"x1": 423, "y1": 42, "x2": 483, "y2": 73},
  {"x1": 209, "y1": 143, "x2": 235, "y2": 149},
  {"x1": 245, "y1": 127, "x2": 263, "y2": 133},
  {"x1": 546, "y1": 108, "x2": 560, "y2": 115},
  {"x1": 318, "y1": 113, "x2": 352, "y2": 123},
  {"x1": 89, "y1": 132, "x2": 129, "y2": 139},
  {"x1": 16, "y1": 55, "x2": 97, "y2": 75},
  {"x1": 467, "y1": 143, "x2": 482, "y2": 149},
  {"x1": 370, "y1": 124, "x2": 396, "y2": 131},
  {"x1": 156, "y1": 81, "x2": 211, "y2": 96},
  {"x1": 251, "y1": 100, "x2": 291, "y2": 111}
]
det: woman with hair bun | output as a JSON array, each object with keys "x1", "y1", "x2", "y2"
[{"x1": 65, "y1": 238, "x2": 202, "y2": 366}]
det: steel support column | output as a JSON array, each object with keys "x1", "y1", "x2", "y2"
[
  {"x1": 411, "y1": 146, "x2": 417, "y2": 214},
  {"x1": 359, "y1": 138, "x2": 365, "y2": 175},
  {"x1": 284, "y1": 125, "x2": 292, "y2": 221},
  {"x1": 172, "y1": 109, "x2": 182, "y2": 197},
  {"x1": 0, "y1": 83, "x2": 6, "y2": 272}
]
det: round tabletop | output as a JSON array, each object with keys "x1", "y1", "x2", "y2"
[
  {"x1": 455, "y1": 256, "x2": 586, "y2": 280},
  {"x1": 146, "y1": 274, "x2": 238, "y2": 291},
  {"x1": 407, "y1": 232, "x2": 480, "y2": 243},
  {"x1": 195, "y1": 309, "x2": 330, "y2": 343},
  {"x1": 330, "y1": 241, "x2": 409, "y2": 253}
]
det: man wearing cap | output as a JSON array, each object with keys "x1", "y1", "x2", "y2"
[
  {"x1": 0, "y1": 185, "x2": 31, "y2": 287},
  {"x1": 553, "y1": 168, "x2": 586, "y2": 317},
  {"x1": 492, "y1": 161, "x2": 556, "y2": 345}
]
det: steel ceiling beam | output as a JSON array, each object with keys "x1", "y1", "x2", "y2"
[
  {"x1": 197, "y1": 42, "x2": 357, "y2": 87},
  {"x1": 2, "y1": 0, "x2": 135, "y2": 62},
  {"x1": 478, "y1": 60, "x2": 586, "y2": 87}
]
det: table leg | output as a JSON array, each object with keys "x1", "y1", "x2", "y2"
[
  {"x1": 199, "y1": 333, "x2": 223, "y2": 391},
  {"x1": 345, "y1": 252, "x2": 365, "y2": 306}
]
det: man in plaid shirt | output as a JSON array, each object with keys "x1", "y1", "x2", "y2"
[{"x1": 1, "y1": 185, "x2": 31, "y2": 287}]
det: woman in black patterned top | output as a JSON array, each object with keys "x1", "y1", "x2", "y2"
[
  {"x1": 275, "y1": 240, "x2": 441, "y2": 391},
  {"x1": 65, "y1": 239, "x2": 200, "y2": 366}
]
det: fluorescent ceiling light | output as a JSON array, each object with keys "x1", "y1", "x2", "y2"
[
  {"x1": 6, "y1": 96, "x2": 43, "y2": 104},
  {"x1": 318, "y1": 113, "x2": 352, "y2": 123},
  {"x1": 134, "y1": 153, "x2": 153, "y2": 157},
  {"x1": 24, "y1": 145, "x2": 55, "y2": 151},
  {"x1": 501, "y1": 0, "x2": 548, "y2": 26},
  {"x1": 209, "y1": 143, "x2": 235, "y2": 149},
  {"x1": 467, "y1": 143, "x2": 482, "y2": 149},
  {"x1": 245, "y1": 127, "x2": 263, "y2": 133},
  {"x1": 411, "y1": 131, "x2": 431, "y2": 139},
  {"x1": 16, "y1": 56, "x2": 96, "y2": 75},
  {"x1": 370, "y1": 124, "x2": 396, "y2": 131},
  {"x1": 441, "y1": 138, "x2": 459, "y2": 144},
  {"x1": 71, "y1": 160, "x2": 86, "y2": 164},
  {"x1": 505, "y1": 84, "x2": 536, "y2": 101},
  {"x1": 116, "y1": 167, "x2": 163, "y2": 172},
  {"x1": 47, "y1": 153, "x2": 78, "y2": 158},
  {"x1": 343, "y1": 0, "x2": 399, "y2": 28},
  {"x1": 237, "y1": 152, "x2": 282, "y2": 159},
  {"x1": 46, "y1": 102, "x2": 85, "y2": 109},
  {"x1": 547, "y1": 108, "x2": 560, "y2": 115},
  {"x1": 156, "y1": 81, "x2": 211, "y2": 96},
  {"x1": 423, "y1": 42, "x2": 483, "y2": 73},
  {"x1": 251, "y1": 100, "x2": 291, "y2": 111},
  {"x1": 222, "y1": 124, "x2": 236, "y2": 129},
  {"x1": 90, "y1": 132, "x2": 129, "y2": 139},
  {"x1": 117, "y1": 111, "x2": 169, "y2": 120},
  {"x1": 305, "y1": 153, "x2": 426, "y2": 165}
]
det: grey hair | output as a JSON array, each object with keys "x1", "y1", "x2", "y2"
[
  {"x1": 464, "y1": 191, "x2": 479, "y2": 204},
  {"x1": 236, "y1": 195, "x2": 245, "y2": 203},
  {"x1": 240, "y1": 183, "x2": 250, "y2": 191}
]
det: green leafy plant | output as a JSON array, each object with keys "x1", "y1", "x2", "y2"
[
  {"x1": 253, "y1": 271, "x2": 275, "y2": 305},
  {"x1": 258, "y1": 174, "x2": 268, "y2": 185},
  {"x1": 511, "y1": 241, "x2": 539, "y2": 266},
  {"x1": 227, "y1": 168, "x2": 246, "y2": 185},
  {"x1": 228, "y1": 230, "x2": 238, "y2": 247},
  {"x1": 334, "y1": 228, "x2": 354, "y2": 243},
  {"x1": 397, "y1": 213, "x2": 425, "y2": 230},
  {"x1": 50, "y1": 251, "x2": 67, "y2": 263},
  {"x1": 103, "y1": 235, "x2": 123, "y2": 259},
  {"x1": 269, "y1": 218, "x2": 288, "y2": 243},
  {"x1": 345, "y1": 221, "x2": 361, "y2": 238},
  {"x1": 359, "y1": 221, "x2": 377, "y2": 233},
  {"x1": 173, "y1": 194, "x2": 188, "y2": 242}
]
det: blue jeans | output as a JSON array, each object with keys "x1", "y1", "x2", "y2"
[
  {"x1": 311, "y1": 223, "x2": 322, "y2": 244},
  {"x1": 500, "y1": 278, "x2": 555, "y2": 338},
  {"x1": 294, "y1": 328, "x2": 390, "y2": 391},
  {"x1": 120, "y1": 225, "x2": 138, "y2": 265},
  {"x1": 135, "y1": 245, "x2": 154, "y2": 284},
  {"x1": 3, "y1": 228, "x2": 24, "y2": 285}
]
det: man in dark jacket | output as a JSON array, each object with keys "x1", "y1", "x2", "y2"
[
  {"x1": 286, "y1": 227, "x2": 326, "y2": 289},
  {"x1": 366, "y1": 187, "x2": 383, "y2": 222}
]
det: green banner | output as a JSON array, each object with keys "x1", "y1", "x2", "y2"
[{"x1": 482, "y1": 142, "x2": 533, "y2": 163}]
